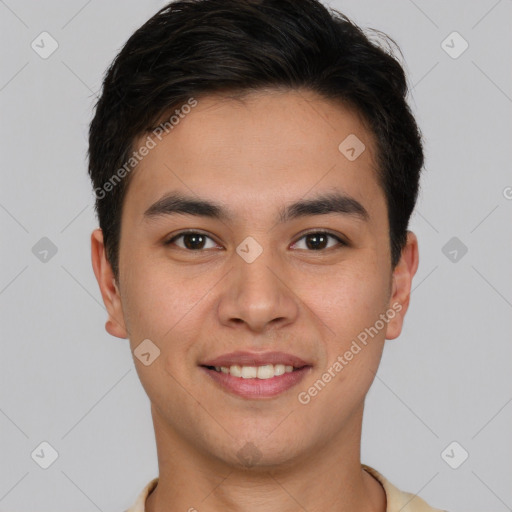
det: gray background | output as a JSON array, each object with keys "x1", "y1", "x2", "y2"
[{"x1": 0, "y1": 0, "x2": 511, "y2": 510}]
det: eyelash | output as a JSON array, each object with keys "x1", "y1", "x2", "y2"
[{"x1": 163, "y1": 230, "x2": 347, "y2": 251}]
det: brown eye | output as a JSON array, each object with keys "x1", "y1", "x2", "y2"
[
  {"x1": 165, "y1": 231, "x2": 218, "y2": 250},
  {"x1": 292, "y1": 231, "x2": 346, "y2": 251}
]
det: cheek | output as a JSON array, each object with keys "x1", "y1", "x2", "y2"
[
  {"x1": 304, "y1": 262, "x2": 390, "y2": 393},
  {"x1": 119, "y1": 261, "x2": 193, "y2": 345},
  {"x1": 119, "y1": 266, "x2": 201, "y2": 403},
  {"x1": 119, "y1": 260, "x2": 220, "y2": 384},
  {"x1": 307, "y1": 265, "x2": 391, "y2": 336}
]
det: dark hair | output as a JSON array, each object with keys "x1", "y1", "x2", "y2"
[{"x1": 88, "y1": 0, "x2": 423, "y2": 281}]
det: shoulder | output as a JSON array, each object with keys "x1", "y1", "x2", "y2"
[
  {"x1": 124, "y1": 477, "x2": 159, "y2": 512},
  {"x1": 362, "y1": 465, "x2": 449, "y2": 512}
]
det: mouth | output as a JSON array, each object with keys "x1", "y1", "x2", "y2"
[{"x1": 199, "y1": 351, "x2": 312, "y2": 399}]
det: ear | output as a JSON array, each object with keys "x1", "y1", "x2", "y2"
[
  {"x1": 90, "y1": 228, "x2": 128, "y2": 339},
  {"x1": 385, "y1": 231, "x2": 419, "y2": 340}
]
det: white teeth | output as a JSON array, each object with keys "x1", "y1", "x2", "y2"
[
  {"x1": 257, "y1": 364, "x2": 274, "y2": 379},
  {"x1": 241, "y1": 366, "x2": 258, "y2": 379},
  {"x1": 214, "y1": 363, "x2": 298, "y2": 379},
  {"x1": 273, "y1": 364, "x2": 285, "y2": 376},
  {"x1": 230, "y1": 365, "x2": 242, "y2": 377}
]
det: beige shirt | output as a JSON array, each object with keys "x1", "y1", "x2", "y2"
[{"x1": 125, "y1": 464, "x2": 447, "y2": 512}]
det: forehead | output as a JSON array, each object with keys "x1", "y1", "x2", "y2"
[{"x1": 123, "y1": 89, "x2": 383, "y2": 222}]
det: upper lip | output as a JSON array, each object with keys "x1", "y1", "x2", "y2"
[{"x1": 200, "y1": 351, "x2": 311, "y2": 368}]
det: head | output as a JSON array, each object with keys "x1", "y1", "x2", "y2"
[{"x1": 89, "y1": 0, "x2": 422, "y2": 469}]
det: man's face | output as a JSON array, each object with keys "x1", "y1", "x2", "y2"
[{"x1": 92, "y1": 89, "x2": 416, "y2": 468}]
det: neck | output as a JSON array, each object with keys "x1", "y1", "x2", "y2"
[{"x1": 145, "y1": 403, "x2": 386, "y2": 512}]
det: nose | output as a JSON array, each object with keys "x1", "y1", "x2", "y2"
[{"x1": 217, "y1": 242, "x2": 299, "y2": 333}]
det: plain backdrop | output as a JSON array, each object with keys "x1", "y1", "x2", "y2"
[{"x1": 0, "y1": 1, "x2": 511, "y2": 511}]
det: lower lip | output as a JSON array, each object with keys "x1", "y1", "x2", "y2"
[{"x1": 201, "y1": 366, "x2": 311, "y2": 399}]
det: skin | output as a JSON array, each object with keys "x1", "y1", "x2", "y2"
[{"x1": 91, "y1": 88, "x2": 418, "y2": 512}]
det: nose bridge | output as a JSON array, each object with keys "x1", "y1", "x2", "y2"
[{"x1": 218, "y1": 234, "x2": 298, "y2": 331}]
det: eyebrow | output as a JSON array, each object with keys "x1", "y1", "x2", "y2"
[{"x1": 143, "y1": 191, "x2": 369, "y2": 224}]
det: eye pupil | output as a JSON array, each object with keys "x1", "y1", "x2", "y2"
[
  {"x1": 184, "y1": 233, "x2": 206, "y2": 250},
  {"x1": 306, "y1": 233, "x2": 328, "y2": 250}
]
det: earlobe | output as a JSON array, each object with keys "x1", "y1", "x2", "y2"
[
  {"x1": 385, "y1": 231, "x2": 419, "y2": 340},
  {"x1": 90, "y1": 228, "x2": 128, "y2": 339}
]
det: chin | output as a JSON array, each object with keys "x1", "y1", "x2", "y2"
[{"x1": 212, "y1": 434, "x2": 310, "y2": 472}]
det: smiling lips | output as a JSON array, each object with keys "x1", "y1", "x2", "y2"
[{"x1": 200, "y1": 351, "x2": 312, "y2": 399}]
